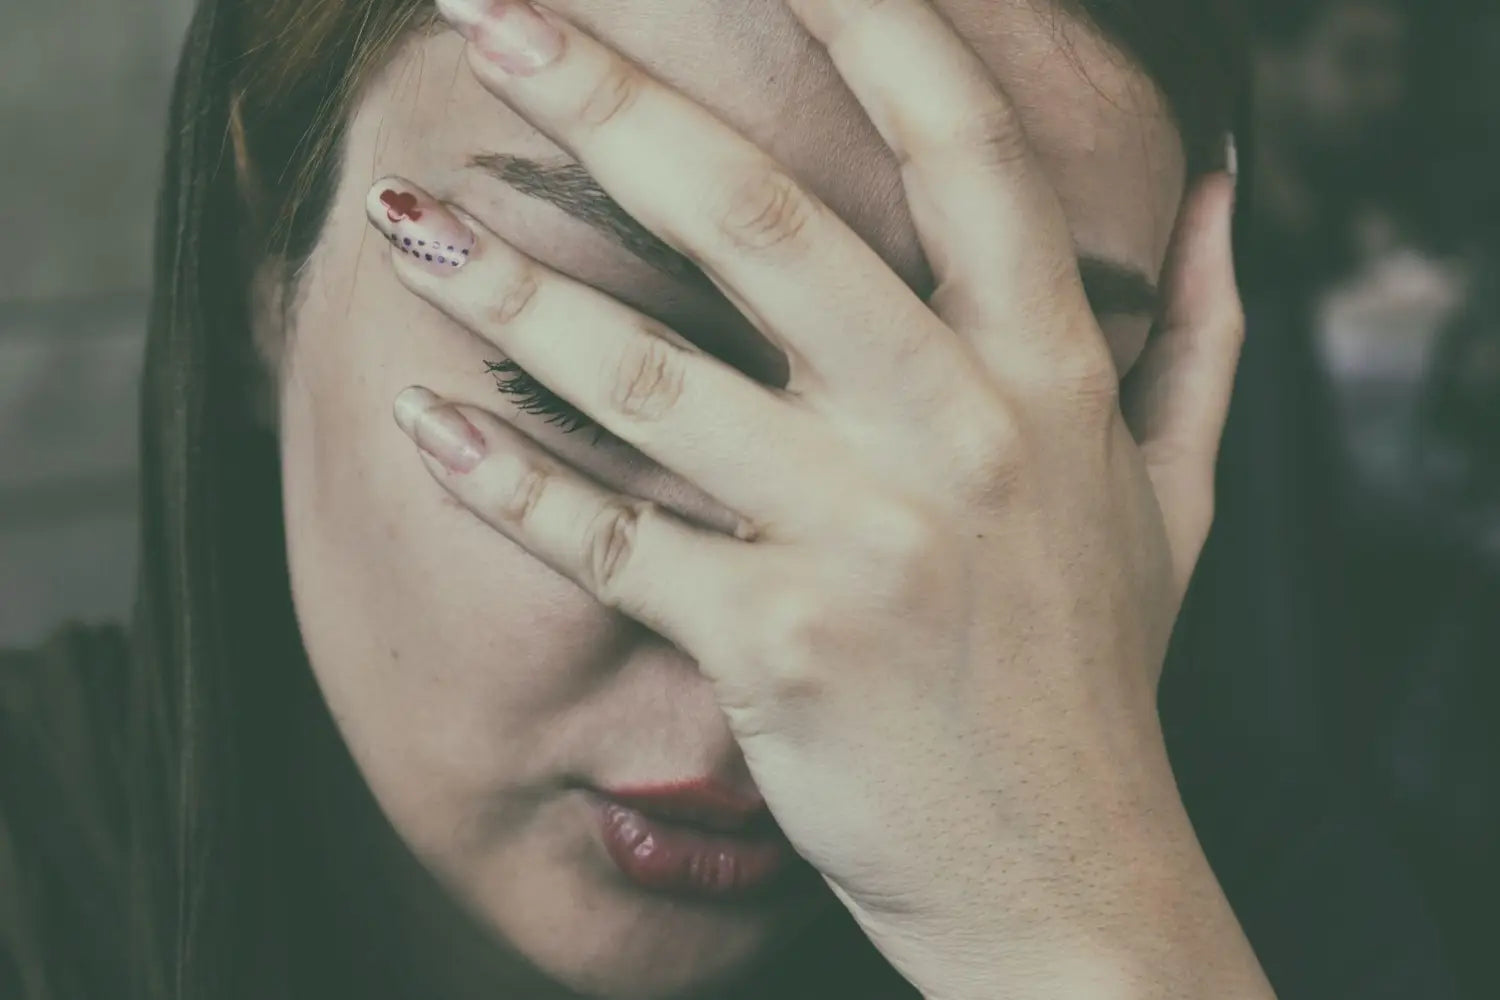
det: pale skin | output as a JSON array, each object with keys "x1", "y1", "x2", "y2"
[{"x1": 264, "y1": 0, "x2": 1268, "y2": 997}]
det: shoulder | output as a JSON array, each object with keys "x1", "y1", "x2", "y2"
[
  {"x1": 0, "y1": 621, "x2": 132, "y2": 1000},
  {"x1": 0, "y1": 621, "x2": 132, "y2": 836}
]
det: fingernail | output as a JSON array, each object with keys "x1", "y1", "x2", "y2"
[
  {"x1": 366, "y1": 178, "x2": 475, "y2": 275},
  {"x1": 436, "y1": 0, "x2": 564, "y2": 75},
  {"x1": 395, "y1": 386, "x2": 488, "y2": 474},
  {"x1": 1223, "y1": 132, "x2": 1239, "y2": 225}
]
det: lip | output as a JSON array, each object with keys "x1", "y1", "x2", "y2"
[
  {"x1": 598, "y1": 778, "x2": 771, "y2": 833},
  {"x1": 588, "y1": 792, "x2": 809, "y2": 899}
]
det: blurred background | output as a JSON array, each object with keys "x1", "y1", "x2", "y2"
[
  {"x1": 0, "y1": 0, "x2": 1494, "y2": 994},
  {"x1": 1229, "y1": 6, "x2": 1498, "y2": 996},
  {"x1": 0, "y1": 0, "x2": 196, "y2": 646}
]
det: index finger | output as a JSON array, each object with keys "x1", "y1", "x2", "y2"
[{"x1": 434, "y1": 0, "x2": 977, "y2": 419}]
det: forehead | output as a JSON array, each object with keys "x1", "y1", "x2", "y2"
[{"x1": 361, "y1": 0, "x2": 1184, "y2": 296}]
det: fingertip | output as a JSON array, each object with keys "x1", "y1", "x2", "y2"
[
  {"x1": 395, "y1": 385, "x2": 441, "y2": 436},
  {"x1": 1197, "y1": 172, "x2": 1240, "y2": 283},
  {"x1": 1190, "y1": 170, "x2": 1237, "y2": 246},
  {"x1": 366, "y1": 174, "x2": 419, "y2": 226},
  {"x1": 365, "y1": 176, "x2": 477, "y2": 273},
  {"x1": 1216, "y1": 169, "x2": 1237, "y2": 240},
  {"x1": 1209, "y1": 171, "x2": 1237, "y2": 278}
]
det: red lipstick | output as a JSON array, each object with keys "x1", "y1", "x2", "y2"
[
  {"x1": 591, "y1": 779, "x2": 810, "y2": 898},
  {"x1": 601, "y1": 779, "x2": 769, "y2": 831}
]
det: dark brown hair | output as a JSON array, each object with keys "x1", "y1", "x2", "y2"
[{"x1": 125, "y1": 2, "x2": 1251, "y2": 997}]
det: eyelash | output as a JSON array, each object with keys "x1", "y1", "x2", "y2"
[{"x1": 484, "y1": 359, "x2": 609, "y2": 445}]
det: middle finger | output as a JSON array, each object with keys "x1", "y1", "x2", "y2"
[
  {"x1": 434, "y1": 0, "x2": 977, "y2": 417},
  {"x1": 365, "y1": 177, "x2": 860, "y2": 539}
]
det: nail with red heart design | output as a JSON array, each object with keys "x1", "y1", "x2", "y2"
[{"x1": 364, "y1": 177, "x2": 476, "y2": 275}]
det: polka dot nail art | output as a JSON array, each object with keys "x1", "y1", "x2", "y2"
[{"x1": 365, "y1": 178, "x2": 475, "y2": 275}]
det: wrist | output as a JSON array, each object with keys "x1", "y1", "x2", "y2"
[
  {"x1": 898, "y1": 843, "x2": 1279, "y2": 1000},
  {"x1": 915, "y1": 938, "x2": 1278, "y2": 1000},
  {"x1": 870, "y1": 740, "x2": 1278, "y2": 1000}
]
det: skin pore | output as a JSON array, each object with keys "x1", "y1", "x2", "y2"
[{"x1": 264, "y1": 1, "x2": 1185, "y2": 997}]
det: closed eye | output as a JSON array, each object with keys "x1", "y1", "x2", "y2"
[{"x1": 485, "y1": 357, "x2": 607, "y2": 441}]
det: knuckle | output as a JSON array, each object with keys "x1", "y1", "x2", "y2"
[
  {"x1": 948, "y1": 398, "x2": 1029, "y2": 505},
  {"x1": 1222, "y1": 300, "x2": 1247, "y2": 351},
  {"x1": 580, "y1": 499, "x2": 649, "y2": 602},
  {"x1": 957, "y1": 101, "x2": 1030, "y2": 170},
  {"x1": 1061, "y1": 344, "x2": 1123, "y2": 414},
  {"x1": 1198, "y1": 483, "x2": 1219, "y2": 538},
  {"x1": 575, "y1": 60, "x2": 643, "y2": 133},
  {"x1": 750, "y1": 586, "x2": 836, "y2": 702},
  {"x1": 502, "y1": 460, "x2": 553, "y2": 525},
  {"x1": 1040, "y1": 248, "x2": 1085, "y2": 298},
  {"x1": 485, "y1": 265, "x2": 543, "y2": 328},
  {"x1": 1029, "y1": 295, "x2": 1122, "y2": 418},
  {"x1": 846, "y1": 495, "x2": 942, "y2": 565},
  {"x1": 609, "y1": 334, "x2": 688, "y2": 421},
  {"x1": 714, "y1": 164, "x2": 820, "y2": 253}
]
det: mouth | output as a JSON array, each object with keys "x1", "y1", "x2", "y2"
[
  {"x1": 575, "y1": 776, "x2": 815, "y2": 898},
  {"x1": 586, "y1": 792, "x2": 808, "y2": 899},
  {"x1": 596, "y1": 778, "x2": 778, "y2": 835}
]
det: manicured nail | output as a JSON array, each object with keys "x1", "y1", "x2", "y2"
[
  {"x1": 436, "y1": 0, "x2": 564, "y2": 75},
  {"x1": 366, "y1": 178, "x2": 475, "y2": 275},
  {"x1": 1222, "y1": 132, "x2": 1240, "y2": 226},
  {"x1": 395, "y1": 386, "x2": 488, "y2": 474}
]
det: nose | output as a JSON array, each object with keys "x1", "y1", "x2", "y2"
[{"x1": 618, "y1": 624, "x2": 758, "y2": 786}]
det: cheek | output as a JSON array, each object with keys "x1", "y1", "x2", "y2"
[{"x1": 272, "y1": 253, "x2": 611, "y2": 847}]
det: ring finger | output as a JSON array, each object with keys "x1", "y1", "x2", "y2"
[{"x1": 392, "y1": 385, "x2": 753, "y2": 657}]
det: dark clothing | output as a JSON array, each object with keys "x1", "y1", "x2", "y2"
[
  {"x1": 1, "y1": 623, "x2": 131, "y2": 1000},
  {"x1": 0, "y1": 621, "x2": 1470, "y2": 999}
]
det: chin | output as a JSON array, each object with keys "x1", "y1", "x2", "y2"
[
  {"x1": 460, "y1": 819, "x2": 833, "y2": 1000},
  {"x1": 499, "y1": 881, "x2": 823, "y2": 1000}
]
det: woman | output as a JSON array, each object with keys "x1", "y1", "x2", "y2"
[{"x1": 0, "y1": 1, "x2": 1463, "y2": 998}]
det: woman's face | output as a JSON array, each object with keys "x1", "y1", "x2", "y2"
[{"x1": 273, "y1": 1, "x2": 1184, "y2": 995}]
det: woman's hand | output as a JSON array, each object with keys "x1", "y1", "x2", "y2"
[{"x1": 369, "y1": 0, "x2": 1268, "y2": 995}]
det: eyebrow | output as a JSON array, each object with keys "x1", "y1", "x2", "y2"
[{"x1": 470, "y1": 152, "x2": 1160, "y2": 320}]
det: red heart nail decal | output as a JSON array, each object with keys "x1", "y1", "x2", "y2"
[{"x1": 381, "y1": 189, "x2": 423, "y2": 223}]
